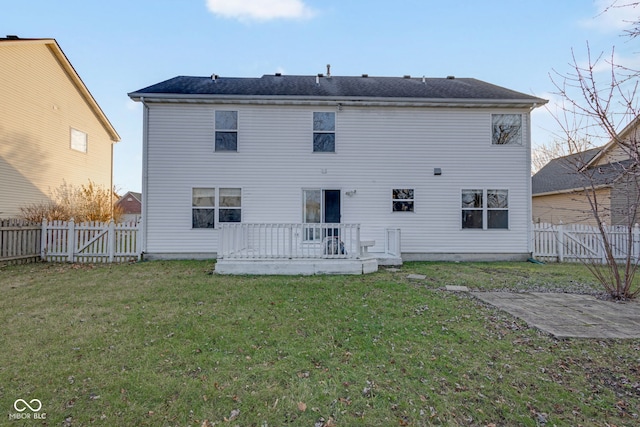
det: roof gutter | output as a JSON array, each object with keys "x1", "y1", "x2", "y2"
[
  {"x1": 532, "y1": 183, "x2": 611, "y2": 197},
  {"x1": 127, "y1": 93, "x2": 547, "y2": 109}
]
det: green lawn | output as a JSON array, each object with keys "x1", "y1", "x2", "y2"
[{"x1": 0, "y1": 260, "x2": 638, "y2": 426}]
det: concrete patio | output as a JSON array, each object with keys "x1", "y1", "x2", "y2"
[{"x1": 470, "y1": 291, "x2": 640, "y2": 339}]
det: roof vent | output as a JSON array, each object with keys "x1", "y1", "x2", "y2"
[
  {"x1": 446, "y1": 75, "x2": 455, "y2": 79},
  {"x1": 5, "y1": 35, "x2": 19, "y2": 39},
  {"x1": 362, "y1": 73, "x2": 368, "y2": 78},
  {"x1": 326, "y1": 64, "x2": 331, "y2": 78},
  {"x1": 403, "y1": 75, "x2": 411, "y2": 79},
  {"x1": 211, "y1": 74, "x2": 219, "y2": 81},
  {"x1": 275, "y1": 72, "x2": 282, "y2": 76}
]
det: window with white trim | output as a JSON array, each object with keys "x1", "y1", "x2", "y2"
[
  {"x1": 70, "y1": 128, "x2": 87, "y2": 153},
  {"x1": 192, "y1": 187, "x2": 241, "y2": 228},
  {"x1": 192, "y1": 188, "x2": 215, "y2": 228},
  {"x1": 313, "y1": 112, "x2": 335, "y2": 152},
  {"x1": 491, "y1": 114, "x2": 522, "y2": 145},
  {"x1": 462, "y1": 189, "x2": 508, "y2": 229},
  {"x1": 392, "y1": 189, "x2": 414, "y2": 212},
  {"x1": 215, "y1": 110, "x2": 238, "y2": 151}
]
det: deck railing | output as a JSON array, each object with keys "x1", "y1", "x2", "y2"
[{"x1": 219, "y1": 223, "x2": 362, "y2": 260}]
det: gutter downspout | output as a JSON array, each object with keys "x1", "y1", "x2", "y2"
[
  {"x1": 141, "y1": 96, "x2": 148, "y2": 257},
  {"x1": 111, "y1": 140, "x2": 114, "y2": 219},
  {"x1": 527, "y1": 105, "x2": 537, "y2": 256}
]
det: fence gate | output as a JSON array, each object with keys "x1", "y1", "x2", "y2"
[{"x1": 42, "y1": 219, "x2": 140, "y2": 263}]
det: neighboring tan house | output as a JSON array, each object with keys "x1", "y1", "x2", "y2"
[
  {"x1": 129, "y1": 72, "x2": 546, "y2": 271},
  {"x1": 532, "y1": 117, "x2": 640, "y2": 226},
  {"x1": 0, "y1": 36, "x2": 120, "y2": 218},
  {"x1": 115, "y1": 191, "x2": 142, "y2": 223}
]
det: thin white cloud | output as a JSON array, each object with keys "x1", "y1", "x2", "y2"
[
  {"x1": 570, "y1": 49, "x2": 640, "y2": 75},
  {"x1": 580, "y1": 0, "x2": 638, "y2": 32},
  {"x1": 206, "y1": 0, "x2": 316, "y2": 22}
]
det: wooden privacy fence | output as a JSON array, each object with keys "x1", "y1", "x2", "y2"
[
  {"x1": 41, "y1": 219, "x2": 140, "y2": 263},
  {"x1": 532, "y1": 222, "x2": 640, "y2": 263},
  {"x1": 0, "y1": 219, "x2": 42, "y2": 264}
]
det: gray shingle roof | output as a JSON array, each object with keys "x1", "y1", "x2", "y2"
[
  {"x1": 129, "y1": 74, "x2": 545, "y2": 103},
  {"x1": 532, "y1": 148, "x2": 631, "y2": 194}
]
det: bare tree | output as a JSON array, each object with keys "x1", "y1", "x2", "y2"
[
  {"x1": 532, "y1": 137, "x2": 594, "y2": 174},
  {"x1": 548, "y1": 3, "x2": 640, "y2": 299}
]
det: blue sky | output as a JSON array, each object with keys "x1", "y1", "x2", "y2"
[{"x1": 3, "y1": 0, "x2": 638, "y2": 192}]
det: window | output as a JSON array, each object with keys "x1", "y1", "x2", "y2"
[
  {"x1": 487, "y1": 189, "x2": 509, "y2": 229},
  {"x1": 70, "y1": 128, "x2": 87, "y2": 153},
  {"x1": 303, "y1": 189, "x2": 322, "y2": 240},
  {"x1": 215, "y1": 110, "x2": 238, "y2": 151},
  {"x1": 192, "y1": 188, "x2": 215, "y2": 228},
  {"x1": 192, "y1": 187, "x2": 241, "y2": 228},
  {"x1": 313, "y1": 112, "x2": 335, "y2": 152},
  {"x1": 492, "y1": 114, "x2": 522, "y2": 145},
  {"x1": 392, "y1": 189, "x2": 414, "y2": 212},
  {"x1": 462, "y1": 189, "x2": 508, "y2": 229},
  {"x1": 219, "y1": 188, "x2": 242, "y2": 222},
  {"x1": 461, "y1": 190, "x2": 483, "y2": 229}
]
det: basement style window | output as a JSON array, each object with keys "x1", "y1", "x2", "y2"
[
  {"x1": 215, "y1": 110, "x2": 238, "y2": 151},
  {"x1": 491, "y1": 114, "x2": 522, "y2": 145},
  {"x1": 192, "y1": 188, "x2": 242, "y2": 228},
  {"x1": 461, "y1": 189, "x2": 509, "y2": 229},
  {"x1": 313, "y1": 112, "x2": 335, "y2": 152},
  {"x1": 392, "y1": 189, "x2": 414, "y2": 212},
  {"x1": 70, "y1": 128, "x2": 88, "y2": 153}
]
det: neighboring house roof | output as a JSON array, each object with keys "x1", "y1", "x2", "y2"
[
  {"x1": 115, "y1": 191, "x2": 142, "y2": 214},
  {"x1": 0, "y1": 36, "x2": 120, "y2": 142},
  {"x1": 532, "y1": 147, "x2": 633, "y2": 195},
  {"x1": 584, "y1": 115, "x2": 640, "y2": 169},
  {"x1": 128, "y1": 74, "x2": 546, "y2": 107}
]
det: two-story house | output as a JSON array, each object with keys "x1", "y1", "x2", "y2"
[
  {"x1": 0, "y1": 36, "x2": 120, "y2": 218},
  {"x1": 128, "y1": 73, "x2": 546, "y2": 273}
]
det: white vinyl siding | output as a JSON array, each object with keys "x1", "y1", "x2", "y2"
[{"x1": 143, "y1": 103, "x2": 532, "y2": 256}]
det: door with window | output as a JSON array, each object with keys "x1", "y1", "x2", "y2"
[{"x1": 303, "y1": 189, "x2": 341, "y2": 241}]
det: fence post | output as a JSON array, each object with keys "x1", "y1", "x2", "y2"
[
  {"x1": 600, "y1": 222, "x2": 607, "y2": 265},
  {"x1": 67, "y1": 218, "x2": 75, "y2": 263},
  {"x1": 40, "y1": 218, "x2": 47, "y2": 260},
  {"x1": 108, "y1": 219, "x2": 116, "y2": 263},
  {"x1": 556, "y1": 222, "x2": 564, "y2": 263},
  {"x1": 634, "y1": 223, "x2": 640, "y2": 261}
]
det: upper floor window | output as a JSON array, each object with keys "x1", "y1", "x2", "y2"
[
  {"x1": 491, "y1": 114, "x2": 522, "y2": 145},
  {"x1": 313, "y1": 112, "x2": 335, "y2": 152},
  {"x1": 215, "y1": 110, "x2": 238, "y2": 152},
  {"x1": 70, "y1": 128, "x2": 87, "y2": 153},
  {"x1": 462, "y1": 189, "x2": 509, "y2": 229}
]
